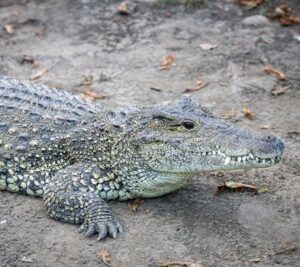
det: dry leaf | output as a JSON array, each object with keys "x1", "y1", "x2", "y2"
[
  {"x1": 235, "y1": 0, "x2": 264, "y2": 8},
  {"x1": 29, "y1": 68, "x2": 48, "y2": 81},
  {"x1": 82, "y1": 88, "x2": 106, "y2": 100},
  {"x1": 159, "y1": 54, "x2": 176, "y2": 70},
  {"x1": 263, "y1": 66, "x2": 286, "y2": 81},
  {"x1": 182, "y1": 80, "x2": 208, "y2": 93},
  {"x1": 118, "y1": 2, "x2": 129, "y2": 15},
  {"x1": 150, "y1": 87, "x2": 162, "y2": 92},
  {"x1": 199, "y1": 43, "x2": 218, "y2": 50},
  {"x1": 216, "y1": 181, "x2": 268, "y2": 195},
  {"x1": 128, "y1": 198, "x2": 144, "y2": 212},
  {"x1": 260, "y1": 124, "x2": 271, "y2": 129},
  {"x1": 271, "y1": 85, "x2": 291, "y2": 96},
  {"x1": 98, "y1": 249, "x2": 112, "y2": 266},
  {"x1": 245, "y1": 257, "x2": 261, "y2": 263},
  {"x1": 4, "y1": 24, "x2": 14, "y2": 33},
  {"x1": 159, "y1": 261, "x2": 204, "y2": 267},
  {"x1": 117, "y1": 1, "x2": 136, "y2": 15},
  {"x1": 268, "y1": 5, "x2": 300, "y2": 26},
  {"x1": 21, "y1": 55, "x2": 38, "y2": 67},
  {"x1": 242, "y1": 108, "x2": 253, "y2": 120},
  {"x1": 21, "y1": 256, "x2": 33, "y2": 263}
]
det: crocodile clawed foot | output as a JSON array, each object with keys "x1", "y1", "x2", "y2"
[{"x1": 79, "y1": 208, "x2": 123, "y2": 240}]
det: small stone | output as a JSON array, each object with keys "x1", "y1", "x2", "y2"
[
  {"x1": 8, "y1": 127, "x2": 17, "y2": 134},
  {"x1": 242, "y1": 15, "x2": 270, "y2": 27},
  {"x1": 29, "y1": 140, "x2": 39, "y2": 146}
]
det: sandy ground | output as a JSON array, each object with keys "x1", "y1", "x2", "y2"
[{"x1": 0, "y1": 0, "x2": 299, "y2": 266}]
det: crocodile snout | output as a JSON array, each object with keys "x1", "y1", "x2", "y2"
[{"x1": 262, "y1": 135, "x2": 284, "y2": 156}]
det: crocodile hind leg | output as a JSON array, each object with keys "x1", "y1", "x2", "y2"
[{"x1": 43, "y1": 163, "x2": 122, "y2": 240}]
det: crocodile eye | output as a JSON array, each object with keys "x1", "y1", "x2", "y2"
[{"x1": 182, "y1": 122, "x2": 194, "y2": 129}]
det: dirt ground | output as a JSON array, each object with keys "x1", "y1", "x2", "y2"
[{"x1": 0, "y1": 0, "x2": 299, "y2": 266}]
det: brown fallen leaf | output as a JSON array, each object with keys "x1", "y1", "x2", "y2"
[
  {"x1": 271, "y1": 85, "x2": 291, "y2": 96},
  {"x1": 21, "y1": 55, "x2": 38, "y2": 67},
  {"x1": 82, "y1": 88, "x2": 106, "y2": 100},
  {"x1": 267, "y1": 5, "x2": 300, "y2": 26},
  {"x1": 150, "y1": 86, "x2": 162, "y2": 92},
  {"x1": 159, "y1": 261, "x2": 204, "y2": 267},
  {"x1": 3, "y1": 24, "x2": 14, "y2": 34},
  {"x1": 263, "y1": 66, "x2": 286, "y2": 81},
  {"x1": 242, "y1": 108, "x2": 253, "y2": 120},
  {"x1": 98, "y1": 249, "x2": 116, "y2": 267},
  {"x1": 128, "y1": 198, "x2": 144, "y2": 212},
  {"x1": 216, "y1": 181, "x2": 268, "y2": 195},
  {"x1": 159, "y1": 54, "x2": 176, "y2": 71},
  {"x1": 235, "y1": 0, "x2": 264, "y2": 8},
  {"x1": 29, "y1": 68, "x2": 48, "y2": 81},
  {"x1": 182, "y1": 80, "x2": 208, "y2": 93}
]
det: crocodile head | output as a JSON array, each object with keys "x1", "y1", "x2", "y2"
[{"x1": 125, "y1": 96, "x2": 284, "y2": 197}]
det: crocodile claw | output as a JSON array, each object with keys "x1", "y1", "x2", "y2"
[{"x1": 79, "y1": 209, "x2": 122, "y2": 240}]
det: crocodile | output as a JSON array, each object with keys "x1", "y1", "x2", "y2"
[{"x1": 0, "y1": 77, "x2": 284, "y2": 240}]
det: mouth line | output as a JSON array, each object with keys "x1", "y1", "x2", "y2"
[
  {"x1": 219, "y1": 151, "x2": 281, "y2": 166},
  {"x1": 178, "y1": 145, "x2": 282, "y2": 166},
  {"x1": 205, "y1": 148, "x2": 281, "y2": 166}
]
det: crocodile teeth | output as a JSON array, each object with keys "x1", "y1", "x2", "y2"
[
  {"x1": 237, "y1": 157, "x2": 241, "y2": 163},
  {"x1": 224, "y1": 157, "x2": 231, "y2": 165},
  {"x1": 249, "y1": 153, "x2": 255, "y2": 159}
]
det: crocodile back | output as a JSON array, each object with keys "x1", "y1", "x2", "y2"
[
  {"x1": 0, "y1": 77, "x2": 107, "y2": 195},
  {"x1": 0, "y1": 77, "x2": 101, "y2": 148}
]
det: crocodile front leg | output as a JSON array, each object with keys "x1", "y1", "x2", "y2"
[{"x1": 43, "y1": 163, "x2": 122, "y2": 240}]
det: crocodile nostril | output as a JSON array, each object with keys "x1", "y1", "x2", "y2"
[{"x1": 262, "y1": 135, "x2": 277, "y2": 142}]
